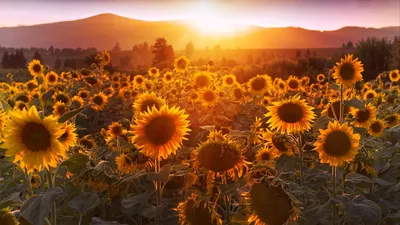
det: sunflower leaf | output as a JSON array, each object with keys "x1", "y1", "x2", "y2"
[
  {"x1": 344, "y1": 98, "x2": 365, "y2": 111},
  {"x1": 61, "y1": 153, "x2": 89, "y2": 174},
  {"x1": 58, "y1": 104, "x2": 90, "y2": 123},
  {"x1": 0, "y1": 192, "x2": 22, "y2": 208},
  {"x1": 91, "y1": 217, "x2": 128, "y2": 225},
  {"x1": 68, "y1": 192, "x2": 100, "y2": 215}
]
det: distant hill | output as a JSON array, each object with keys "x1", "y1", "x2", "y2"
[{"x1": 0, "y1": 13, "x2": 398, "y2": 50}]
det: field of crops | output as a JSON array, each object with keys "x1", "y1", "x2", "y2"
[{"x1": 0, "y1": 52, "x2": 399, "y2": 225}]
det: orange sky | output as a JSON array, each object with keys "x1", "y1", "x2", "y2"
[{"x1": 1, "y1": 0, "x2": 399, "y2": 30}]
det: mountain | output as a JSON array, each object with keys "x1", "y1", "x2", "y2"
[{"x1": 0, "y1": 13, "x2": 398, "y2": 50}]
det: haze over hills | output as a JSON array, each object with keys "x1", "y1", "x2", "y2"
[{"x1": 0, "y1": 13, "x2": 398, "y2": 50}]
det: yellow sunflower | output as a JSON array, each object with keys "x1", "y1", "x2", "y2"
[
  {"x1": 53, "y1": 101, "x2": 68, "y2": 117},
  {"x1": 13, "y1": 101, "x2": 28, "y2": 111},
  {"x1": 70, "y1": 96, "x2": 84, "y2": 109},
  {"x1": 301, "y1": 76, "x2": 310, "y2": 86},
  {"x1": 286, "y1": 75, "x2": 302, "y2": 91},
  {"x1": 78, "y1": 90, "x2": 90, "y2": 99},
  {"x1": 28, "y1": 59, "x2": 44, "y2": 76},
  {"x1": 389, "y1": 69, "x2": 399, "y2": 82},
  {"x1": 108, "y1": 122, "x2": 124, "y2": 138},
  {"x1": 232, "y1": 85, "x2": 244, "y2": 101},
  {"x1": 45, "y1": 71, "x2": 59, "y2": 85},
  {"x1": 177, "y1": 193, "x2": 222, "y2": 225},
  {"x1": 321, "y1": 100, "x2": 350, "y2": 119},
  {"x1": 367, "y1": 120, "x2": 385, "y2": 137},
  {"x1": 148, "y1": 67, "x2": 159, "y2": 77},
  {"x1": 314, "y1": 120, "x2": 360, "y2": 166},
  {"x1": 132, "y1": 105, "x2": 190, "y2": 160},
  {"x1": 133, "y1": 75, "x2": 145, "y2": 86},
  {"x1": 255, "y1": 147, "x2": 276, "y2": 163},
  {"x1": 163, "y1": 71, "x2": 174, "y2": 83},
  {"x1": 133, "y1": 92, "x2": 165, "y2": 116},
  {"x1": 111, "y1": 74, "x2": 120, "y2": 83},
  {"x1": 384, "y1": 113, "x2": 399, "y2": 128},
  {"x1": 144, "y1": 80, "x2": 154, "y2": 91},
  {"x1": 333, "y1": 54, "x2": 364, "y2": 88},
  {"x1": 25, "y1": 80, "x2": 38, "y2": 91},
  {"x1": 52, "y1": 92, "x2": 70, "y2": 104},
  {"x1": 174, "y1": 56, "x2": 190, "y2": 72},
  {"x1": 317, "y1": 74, "x2": 325, "y2": 83},
  {"x1": 259, "y1": 96, "x2": 272, "y2": 107},
  {"x1": 200, "y1": 88, "x2": 219, "y2": 107},
  {"x1": 363, "y1": 89, "x2": 377, "y2": 101},
  {"x1": 351, "y1": 103, "x2": 376, "y2": 128},
  {"x1": 189, "y1": 91, "x2": 199, "y2": 102},
  {"x1": 118, "y1": 88, "x2": 132, "y2": 101},
  {"x1": 248, "y1": 75, "x2": 270, "y2": 94},
  {"x1": 1, "y1": 106, "x2": 66, "y2": 171},
  {"x1": 260, "y1": 131, "x2": 298, "y2": 157},
  {"x1": 115, "y1": 153, "x2": 137, "y2": 174},
  {"x1": 101, "y1": 51, "x2": 111, "y2": 65},
  {"x1": 222, "y1": 74, "x2": 237, "y2": 87},
  {"x1": 90, "y1": 92, "x2": 109, "y2": 111},
  {"x1": 59, "y1": 122, "x2": 77, "y2": 149},
  {"x1": 266, "y1": 96, "x2": 316, "y2": 133},
  {"x1": 193, "y1": 72, "x2": 213, "y2": 89}
]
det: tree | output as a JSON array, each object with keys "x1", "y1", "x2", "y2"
[
  {"x1": 32, "y1": 51, "x2": 42, "y2": 62},
  {"x1": 296, "y1": 50, "x2": 301, "y2": 59},
  {"x1": 346, "y1": 41, "x2": 354, "y2": 49},
  {"x1": 49, "y1": 45, "x2": 55, "y2": 55},
  {"x1": 63, "y1": 58, "x2": 77, "y2": 69},
  {"x1": 112, "y1": 42, "x2": 121, "y2": 52},
  {"x1": 185, "y1": 42, "x2": 195, "y2": 58},
  {"x1": 152, "y1": 38, "x2": 175, "y2": 65},
  {"x1": 390, "y1": 36, "x2": 400, "y2": 70},
  {"x1": 54, "y1": 58, "x2": 62, "y2": 69},
  {"x1": 1, "y1": 51, "x2": 9, "y2": 68}
]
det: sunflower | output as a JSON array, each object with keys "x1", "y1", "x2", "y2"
[
  {"x1": 286, "y1": 75, "x2": 301, "y2": 91},
  {"x1": 101, "y1": 51, "x2": 111, "y2": 65},
  {"x1": 53, "y1": 92, "x2": 70, "y2": 104},
  {"x1": 384, "y1": 113, "x2": 399, "y2": 128},
  {"x1": 60, "y1": 72, "x2": 71, "y2": 80},
  {"x1": 276, "y1": 79, "x2": 287, "y2": 92},
  {"x1": 13, "y1": 101, "x2": 28, "y2": 111},
  {"x1": 26, "y1": 80, "x2": 38, "y2": 91},
  {"x1": 333, "y1": 54, "x2": 364, "y2": 88},
  {"x1": 30, "y1": 173, "x2": 42, "y2": 189},
  {"x1": 321, "y1": 100, "x2": 350, "y2": 119},
  {"x1": 118, "y1": 88, "x2": 132, "y2": 101},
  {"x1": 222, "y1": 74, "x2": 237, "y2": 87},
  {"x1": 78, "y1": 90, "x2": 90, "y2": 99},
  {"x1": 363, "y1": 89, "x2": 377, "y2": 101},
  {"x1": 1, "y1": 106, "x2": 66, "y2": 171},
  {"x1": 266, "y1": 96, "x2": 315, "y2": 133},
  {"x1": 28, "y1": 60, "x2": 44, "y2": 76},
  {"x1": 115, "y1": 153, "x2": 137, "y2": 174},
  {"x1": 200, "y1": 88, "x2": 219, "y2": 107},
  {"x1": 144, "y1": 80, "x2": 154, "y2": 91},
  {"x1": 15, "y1": 93, "x2": 30, "y2": 103},
  {"x1": 79, "y1": 68, "x2": 91, "y2": 77},
  {"x1": 59, "y1": 122, "x2": 77, "y2": 149},
  {"x1": 163, "y1": 71, "x2": 174, "y2": 83},
  {"x1": 70, "y1": 96, "x2": 84, "y2": 109},
  {"x1": 248, "y1": 183, "x2": 299, "y2": 225},
  {"x1": 132, "y1": 105, "x2": 190, "y2": 160},
  {"x1": 193, "y1": 72, "x2": 213, "y2": 89},
  {"x1": 148, "y1": 67, "x2": 159, "y2": 77},
  {"x1": 317, "y1": 74, "x2": 325, "y2": 83},
  {"x1": 71, "y1": 71, "x2": 80, "y2": 80},
  {"x1": 189, "y1": 91, "x2": 199, "y2": 102},
  {"x1": 232, "y1": 85, "x2": 244, "y2": 101},
  {"x1": 301, "y1": 76, "x2": 310, "y2": 86},
  {"x1": 389, "y1": 69, "x2": 399, "y2": 82},
  {"x1": 80, "y1": 135, "x2": 96, "y2": 150},
  {"x1": 248, "y1": 75, "x2": 270, "y2": 94},
  {"x1": 314, "y1": 120, "x2": 360, "y2": 166},
  {"x1": 90, "y1": 92, "x2": 109, "y2": 111},
  {"x1": 133, "y1": 75, "x2": 145, "y2": 86},
  {"x1": 260, "y1": 131, "x2": 297, "y2": 157},
  {"x1": 0, "y1": 210, "x2": 18, "y2": 225},
  {"x1": 259, "y1": 97, "x2": 272, "y2": 107},
  {"x1": 351, "y1": 103, "x2": 376, "y2": 128},
  {"x1": 133, "y1": 92, "x2": 165, "y2": 116},
  {"x1": 111, "y1": 74, "x2": 120, "y2": 83},
  {"x1": 177, "y1": 194, "x2": 222, "y2": 225},
  {"x1": 108, "y1": 122, "x2": 124, "y2": 138},
  {"x1": 255, "y1": 147, "x2": 276, "y2": 163},
  {"x1": 84, "y1": 76, "x2": 100, "y2": 87},
  {"x1": 45, "y1": 71, "x2": 59, "y2": 85},
  {"x1": 367, "y1": 120, "x2": 385, "y2": 137},
  {"x1": 174, "y1": 56, "x2": 190, "y2": 72},
  {"x1": 0, "y1": 110, "x2": 7, "y2": 136},
  {"x1": 53, "y1": 101, "x2": 67, "y2": 117}
]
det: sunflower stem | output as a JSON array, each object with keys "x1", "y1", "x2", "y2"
[
  {"x1": 332, "y1": 165, "x2": 337, "y2": 225},
  {"x1": 25, "y1": 168, "x2": 34, "y2": 197},
  {"x1": 298, "y1": 134, "x2": 304, "y2": 186},
  {"x1": 339, "y1": 85, "x2": 343, "y2": 121},
  {"x1": 154, "y1": 158, "x2": 162, "y2": 206},
  {"x1": 46, "y1": 169, "x2": 57, "y2": 225},
  {"x1": 222, "y1": 173, "x2": 231, "y2": 224}
]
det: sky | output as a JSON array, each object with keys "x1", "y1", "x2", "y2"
[{"x1": 0, "y1": 0, "x2": 399, "y2": 30}]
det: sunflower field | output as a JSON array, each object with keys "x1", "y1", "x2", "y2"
[{"x1": 0, "y1": 52, "x2": 399, "y2": 225}]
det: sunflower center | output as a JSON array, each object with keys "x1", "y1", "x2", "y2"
[
  {"x1": 385, "y1": 115, "x2": 396, "y2": 124},
  {"x1": 370, "y1": 121, "x2": 382, "y2": 133},
  {"x1": 356, "y1": 109, "x2": 370, "y2": 123},
  {"x1": 140, "y1": 99, "x2": 160, "y2": 113},
  {"x1": 198, "y1": 143, "x2": 240, "y2": 172},
  {"x1": 323, "y1": 131, "x2": 351, "y2": 157},
  {"x1": 111, "y1": 125, "x2": 123, "y2": 136},
  {"x1": 123, "y1": 91, "x2": 131, "y2": 98},
  {"x1": 21, "y1": 122, "x2": 52, "y2": 152},
  {"x1": 195, "y1": 75, "x2": 209, "y2": 88},
  {"x1": 251, "y1": 77, "x2": 267, "y2": 91},
  {"x1": 48, "y1": 75, "x2": 56, "y2": 82},
  {"x1": 55, "y1": 94, "x2": 69, "y2": 104},
  {"x1": 277, "y1": 103, "x2": 304, "y2": 123},
  {"x1": 16, "y1": 95, "x2": 29, "y2": 103},
  {"x1": 226, "y1": 77, "x2": 234, "y2": 85},
  {"x1": 80, "y1": 92, "x2": 89, "y2": 98},
  {"x1": 271, "y1": 135, "x2": 289, "y2": 152},
  {"x1": 279, "y1": 83, "x2": 285, "y2": 89},
  {"x1": 93, "y1": 96, "x2": 104, "y2": 106},
  {"x1": 56, "y1": 106, "x2": 66, "y2": 115},
  {"x1": 185, "y1": 199, "x2": 214, "y2": 225},
  {"x1": 340, "y1": 62, "x2": 355, "y2": 81},
  {"x1": 32, "y1": 64, "x2": 42, "y2": 73},
  {"x1": 261, "y1": 152, "x2": 271, "y2": 161},
  {"x1": 144, "y1": 116, "x2": 176, "y2": 145},
  {"x1": 288, "y1": 80, "x2": 299, "y2": 89},
  {"x1": 136, "y1": 77, "x2": 143, "y2": 83},
  {"x1": 203, "y1": 91, "x2": 215, "y2": 102}
]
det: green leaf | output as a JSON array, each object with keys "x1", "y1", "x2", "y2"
[
  {"x1": 140, "y1": 205, "x2": 165, "y2": 218},
  {"x1": 344, "y1": 98, "x2": 365, "y2": 111},
  {"x1": 58, "y1": 104, "x2": 89, "y2": 123},
  {"x1": 121, "y1": 191, "x2": 152, "y2": 209},
  {"x1": 329, "y1": 83, "x2": 340, "y2": 90},
  {"x1": 147, "y1": 164, "x2": 171, "y2": 183},
  {"x1": 0, "y1": 192, "x2": 22, "y2": 209},
  {"x1": 345, "y1": 172, "x2": 373, "y2": 184},
  {"x1": 312, "y1": 116, "x2": 330, "y2": 133},
  {"x1": 353, "y1": 127, "x2": 367, "y2": 141},
  {"x1": 68, "y1": 192, "x2": 100, "y2": 215},
  {"x1": 341, "y1": 195, "x2": 382, "y2": 225},
  {"x1": 19, "y1": 187, "x2": 65, "y2": 225},
  {"x1": 91, "y1": 217, "x2": 128, "y2": 225},
  {"x1": 61, "y1": 153, "x2": 89, "y2": 174}
]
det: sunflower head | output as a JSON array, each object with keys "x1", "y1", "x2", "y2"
[
  {"x1": 13, "y1": 101, "x2": 28, "y2": 111},
  {"x1": 133, "y1": 92, "x2": 165, "y2": 116},
  {"x1": 174, "y1": 56, "x2": 190, "y2": 72},
  {"x1": 28, "y1": 60, "x2": 44, "y2": 76},
  {"x1": 333, "y1": 54, "x2": 364, "y2": 88},
  {"x1": 53, "y1": 101, "x2": 67, "y2": 117},
  {"x1": 368, "y1": 120, "x2": 385, "y2": 137},
  {"x1": 232, "y1": 85, "x2": 244, "y2": 101},
  {"x1": 317, "y1": 74, "x2": 325, "y2": 83},
  {"x1": 148, "y1": 67, "x2": 159, "y2": 77},
  {"x1": 314, "y1": 120, "x2": 360, "y2": 166},
  {"x1": 79, "y1": 68, "x2": 92, "y2": 77},
  {"x1": 101, "y1": 51, "x2": 111, "y2": 65},
  {"x1": 134, "y1": 75, "x2": 145, "y2": 86},
  {"x1": 266, "y1": 96, "x2": 316, "y2": 133},
  {"x1": 70, "y1": 96, "x2": 84, "y2": 109},
  {"x1": 248, "y1": 75, "x2": 270, "y2": 94},
  {"x1": 194, "y1": 72, "x2": 213, "y2": 89},
  {"x1": 351, "y1": 104, "x2": 376, "y2": 128},
  {"x1": 53, "y1": 92, "x2": 70, "y2": 104},
  {"x1": 261, "y1": 131, "x2": 297, "y2": 157},
  {"x1": 163, "y1": 71, "x2": 174, "y2": 83},
  {"x1": 255, "y1": 147, "x2": 276, "y2": 163},
  {"x1": 108, "y1": 122, "x2": 124, "y2": 137},
  {"x1": 200, "y1": 88, "x2": 219, "y2": 107},
  {"x1": 286, "y1": 75, "x2": 301, "y2": 91},
  {"x1": 301, "y1": 76, "x2": 310, "y2": 86},
  {"x1": 90, "y1": 92, "x2": 109, "y2": 111},
  {"x1": 321, "y1": 100, "x2": 350, "y2": 119},
  {"x1": 384, "y1": 113, "x2": 399, "y2": 128},
  {"x1": 78, "y1": 90, "x2": 90, "y2": 99},
  {"x1": 363, "y1": 89, "x2": 377, "y2": 101},
  {"x1": 45, "y1": 71, "x2": 59, "y2": 85},
  {"x1": 222, "y1": 74, "x2": 237, "y2": 87},
  {"x1": 59, "y1": 122, "x2": 77, "y2": 149},
  {"x1": 389, "y1": 69, "x2": 399, "y2": 82},
  {"x1": 132, "y1": 105, "x2": 190, "y2": 159},
  {"x1": 115, "y1": 153, "x2": 137, "y2": 174},
  {"x1": 177, "y1": 194, "x2": 222, "y2": 225},
  {"x1": 26, "y1": 80, "x2": 38, "y2": 91}
]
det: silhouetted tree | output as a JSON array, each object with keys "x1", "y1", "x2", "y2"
[
  {"x1": 64, "y1": 58, "x2": 77, "y2": 70},
  {"x1": 185, "y1": 42, "x2": 195, "y2": 58},
  {"x1": 54, "y1": 58, "x2": 62, "y2": 69},
  {"x1": 1, "y1": 51, "x2": 9, "y2": 68},
  {"x1": 390, "y1": 36, "x2": 400, "y2": 70},
  {"x1": 49, "y1": 45, "x2": 55, "y2": 55},
  {"x1": 296, "y1": 50, "x2": 301, "y2": 59},
  {"x1": 32, "y1": 51, "x2": 42, "y2": 62},
  {"x1": 152, "y1": 38, "x2": 175, "y2": 65},
  {"x1": 112, "y1": 42, "x2": 121, "y2": 52},
  {"x1": 346, "y1": 41, "x2": 354, "y2": 49}
]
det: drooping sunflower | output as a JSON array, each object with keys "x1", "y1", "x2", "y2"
[
  {"x1": 52, "y1": 92, "x2": 70, "y2": 104},
  {"x1": 367, "y1": 120, "x2": 385, "y2": 137},
  {"x1": 132, "y1": 105, "x2": 190, "y2": 160},
  {"x1": 1, "y1": 106, "x2": 66, "y2": 171},
  {"x1": 317, "y1": 74, "x2": 325, "y2": 83},
  {"x1": 321, "y1": 100, "x2": 350, "y2": 119},
  {"x1": 59, "y1": 122, "x2": 77, "y2": 149},
  {"x1": 248, "y1": 75, "x2": 270, "y2": 94},
  {"x1": 301, "y1": 76, "x2": 310, "y2": 87},
  {"x1": 200, "y1": 88, "x2": 219, "y2": 107},
  {"x1": 174, "y1": 56, "x2": 190, "y2": 72},
  {"x1": 79, "y1": 68, "x2": 92, "y2": 77},
  {"x1": 148, "y1": 67, "x2": 159, "y2": 77},
  {"x1": 222, "y1": 74, "x2": 237, "y2": 87},
  {"x1": 177, "y1": 193, "x2": 222, "y2": 225},
  {"x1": 133, "y1": 92, "x2": 165, "y2": 116},
  {"x1": 28, "y1": 60, "x2": 44, "y2": 76},
  {"x1": 193, "y1": 72, "x2": 213, "y2": 89},
  {"x1": 45, "y1": 71, "x2": 59, "y2": 85},
  {"x1": 70, "y1": 96, "x2": 84, "y2": 109},
  {"x1": 255, "y1": 147, "x2": 276, "y2": 163},
  {"x1": 80, "y1": 135, "x2": 96, "y2": 150},
  {"x1": 25, "y1": 80, "x2": 38, "y2": 91},
  {"x1": 286, "y1": 75, "x2": 302, "y2": 91},
  {"x1": 78, "y1": 90, "x2": 90, "y2": 99},
  {"x1": 266, "y1": 96, "x2": 316, "y2": 133},
  {"x1": 53, "y1": 101, "x2": 68, "y2": 117},
  {"x1": 248, "y1": 182, "x2": 300, "y2": 225},
  {"x1": 260, "y1": 131, "x2": 297, "y2": 157},
  {"x1": 314, "y1": 120, "x2": 360, "y2": 166},
  {"x1": 363, "y1": 89, "x2": 377, "y2": 101},
  {"x1": 389, "y1": 69, "x2": 399, "y2": 82},
  {"x1": 333, "y1": 54, "x2": 364, "y2": 88},
  {"x1": 351, "y1": 103, "x2": 376, "y2": 128},
  {"x1": 108, "y1": 122, "x2": 124, "y2": 138},
  {"x1": 115, "y1": 153, "x2": 137, "y2": 174},
  {"x1": 133, "y1": 75, "x2": 145, "y2": 87},
  {"x1": 101, "y1": 51, "x2": 111, "y2": 65},
  {"x1": 90, "y1": 92, "x2": 109, "y2": 111},
  {"x1": 163, "y1": 71, "x2": 174, "y2": 83},
  {"x1": 384, "y1": 113, "x2": 399, "y2": 128}
]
